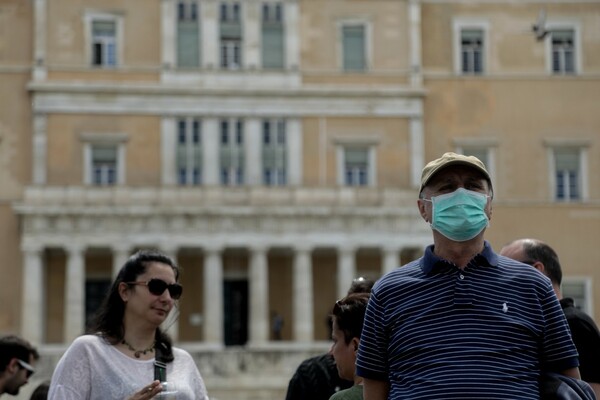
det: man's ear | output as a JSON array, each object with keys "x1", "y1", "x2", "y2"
[
  {"x1": 417, "y1": 199, "x2": 429, "y2": 222},
  {"x1": 531, "y1": 261, "x2": 545, "y2": 274},
  {"x1": 351, "y1": 337, "x2": 360, "y2": 353}
]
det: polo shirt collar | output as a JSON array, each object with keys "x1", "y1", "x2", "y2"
[{"x1": 421, "y1": 240, "x2": 499, "y2": 276}]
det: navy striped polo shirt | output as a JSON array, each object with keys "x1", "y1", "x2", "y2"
[{"x1": 356, "y1": 241, "x2": 579, "y2": 400}]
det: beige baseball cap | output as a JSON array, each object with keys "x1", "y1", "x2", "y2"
[{"x1": 420, "y1": 152, "x2": 491, "y2": 193}]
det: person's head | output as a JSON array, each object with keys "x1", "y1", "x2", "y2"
[
  {"x1": 29, "y1": 381, "x2": 49, "y2": 400},
  {"x1": 417, "y1": 152, "x2": 493, "y2": 242},
  {"x1": 329, "y1": 293, "x2": 370, "y2": 382},
  {"x1": 347, "y1": 277, "x2": 375, "y2": 295},
  {"x1": 500, "y1": 239, "x2": 563, "y2": 287},
  {"x1": 0, "y1": 335, "x2": 39, "y2": 395},
  {"x1": 90, "y1": 249, "x2": 181, "y2": 358}
]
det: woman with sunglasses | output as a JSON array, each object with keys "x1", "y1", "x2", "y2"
[{"x1": 48, "y1": 250, "x2": 208, "y2": 400}]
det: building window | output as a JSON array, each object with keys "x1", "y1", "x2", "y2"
[
  {"x1": 177, "y1": 1, "x2": 200, "y2": 68},
  {"x1": 344, "y1": 147, "x2": 369, "y2": 186},
  {"x1": 342, "y1": 24, "x2": 366, "y2": 72},
  {"x1": 553, "y1": 147, "x2": 581, "y2": 201},
  {"x1": 461, "y1": 28, "x2": 484, "y2": 74},
  {"x1": 81, "y1": 132, "x2": 128, "y2": 186},
  {"x1": 261, "y1": 2, "x2": 284, "y2": 69},
  {"x1": 177, "y1": 118, "x2": 202, "y2": 185},
  {"x1": 92, "y1": 20, "x2": 117, "y2": 67},
  {"x1": 220, "y1": 2, "x2": 242, "y2": 69},
  {"x1": 551, "y1": 29, "x2": 575, "y2": 74},
  {"x1": 91, "y1": 145, "x2": 118, "y2": 185},
  {"x1": 262, "y1": 119, "x2": 287, "y2": 186},
  {"x1": 220, "y1": 118, "x2": 244, "y2": 185}
]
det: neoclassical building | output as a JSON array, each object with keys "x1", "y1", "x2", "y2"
[{"x1": 1, "y1": 0, "x2": 599, "y2": 398}]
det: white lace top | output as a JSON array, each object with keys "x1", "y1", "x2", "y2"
[{"x1": 48, "y1": 335, "x2": 208, "y2": 400}]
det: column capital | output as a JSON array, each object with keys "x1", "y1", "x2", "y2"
[
  {"x1": 65, "y1": 243, "x2": 86, "y2": 255},
  {"x1": 293, "y1": 244, "x2": 313, "y2": 254},
  {"x1": 21, "y1": 240, "x2": 44, "y2": 254},
  {"x1": 338, "y1": 244, "x2": 356, "y2": 256},
  {"x1": 203, "y1": 244, "x2": 224, "y2": 255}
]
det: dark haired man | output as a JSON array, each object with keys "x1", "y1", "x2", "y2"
[
  {"x1": 285, "y1": 277, "x2": 374, "y2": 400},
  {"x1": 356, "y1": 152, "x2": 580, "y2": 400},
  {"x1": 329, "y1": 293, "x2": 370, "y2": 400},
  {"x1": 0, "y1": 335, "x2": 39, "y2": 396},
  {"x1": 501, "y1": 238, "x2": 600, "y2": 398}
]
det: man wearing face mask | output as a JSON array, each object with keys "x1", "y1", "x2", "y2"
[{"x1": 356, "y1": 152, "x2": 580, "y2": 400}]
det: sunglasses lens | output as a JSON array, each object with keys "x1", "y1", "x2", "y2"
[
  {"x1": 147, "y1": 279, "x2": 168, "y2": 296},
  {"x1": 147, "y1": 279, "x2": 182, "y2": 299},
  {"x1": 168, "y1": 284, "x2": 183, "y2": 300}
]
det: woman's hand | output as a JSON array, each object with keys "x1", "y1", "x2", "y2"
[{"x1": 127, "y1": 380, "x2": 162, "y2": 399}]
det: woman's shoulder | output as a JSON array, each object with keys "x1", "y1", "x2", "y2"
[
  {"x1": 172, "y1": 346, "x2": 194, "y2": 361},
  {"x1": 66, "y1": 334, "x2": 111, "y2": 353}
]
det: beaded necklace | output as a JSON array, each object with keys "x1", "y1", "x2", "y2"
[{"x1": 121, "y1": 339, "x2": 155, "y2": 358}]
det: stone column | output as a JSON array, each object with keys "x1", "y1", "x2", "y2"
[
  {"x1": 202, "y1": 118, "x2": 220, "y2": 185},
  {"x1": 293, "y1": 246, "x2": 313, "y2": 342},
  {"x1": 286, "y1": 119, "x2": 302, "y2": 186},
  {"x1": 33, "y1": 0, "x2": 47, "y2": 81},
  {"x1": 32, "y1": 114, "x2": 47, "y2": 184},
  {"x1": 382, "y1": 247, "x2": 399, "y2": 275},
  {"x1": 161, "y1": 116, "x2": 177, "y2": 185},
  {"x1": 203, "y1": 246, "x2": 223, "y2": 345},
  {"x1": 161, "y1": 0, "x2": 176, "y2": 70},
  {"x1": 201, "y1": 1, "x2": 218, "y2": 69},
  {"x1": 64, "y1": 245, "x2": 86, "y2": 343},
  {"x1": 408, "y1": 0, "x2": 423, "y2": 87},
  {"x1": 337, "y1": 246, "x2": 356, "y2": 299},
  {"x1": 245, "y1": 118, "x2": 262, "y2": 185},
  {"x1": 284, "y1": 1, "x2": 300, "y2": 70},
  {"x1": 112, "y1": 245, "x2": 130, "y2": 278},
  {"x1": 21, "y1": 243, "x2": 44, "y2": 345},
  {"x1": 249, "y1": 246, "x2": 269, "y2": 345},
  {"x1": 242, "y1": 2, "x2": 260, "y2": 69},
  {"x1": 410, "y1": 117, "x2": 424, "y2": 188}
]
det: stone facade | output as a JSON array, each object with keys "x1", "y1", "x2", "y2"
[{"x1": 1, "y1": 1, "x2": 600, "y2": 399}]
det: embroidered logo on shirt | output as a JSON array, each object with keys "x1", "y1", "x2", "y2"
[{"x1": 502, "y1": 302, "x2": 509, "y2": 313}]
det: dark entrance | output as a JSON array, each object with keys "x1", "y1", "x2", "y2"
[
  {"x1": 224, "y1": 279, "x2": 248, "y2": 346},
  {"x1": 85, "y1": 279, "x2": 112, "y2": 330}
]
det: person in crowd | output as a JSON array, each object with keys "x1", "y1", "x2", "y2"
[
  {"x1": 356, "y1": 152, "x2": 580, "y2": 400},
  {"x1": 329, "y1": 293, "x2": 370, "y2": 400},
  {"x1": 0, "y1": 335, "x2": 39, "y2": 396},
  {"x1": 501, "y1": 238, "x2": 600, "y2": 398},
  {"x1": 285, "y1": 277, "x2": 374, "y2": 400},
  {"x1": 29, "y1": 381, "x2": 49, "y2": 400},
  {"x1": 48, "y1": 249, "x2": 208, "y2": 400}
]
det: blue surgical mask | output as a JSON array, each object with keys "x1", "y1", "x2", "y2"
[{"x1": 423, "y1": 188, "x2": 490, "y2": 242}]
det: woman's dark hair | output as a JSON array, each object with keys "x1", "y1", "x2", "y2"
[
  {"x1": 29, "y1": 381, "x2": 50, "y2": 400},
  {"x1": 331, "y1": 292, "x2": 370, "y2": 344},
  {"x1": 89, "y1": 249, "x2": 180, "y2": 362}
]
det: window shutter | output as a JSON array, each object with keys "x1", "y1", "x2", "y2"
[
  {"x1": 555, "y1": 148, "x2": 579, "y2": 171},
  {"x1": 93, "y1": 21, "x2": 115, "y2": 37},
  {"x1": 343, "y1": 26, "x2": 366, "y2": 71},
  {"x1": 92, "y1": 145, "x2": 117, "y2": 163},
  {"x1": 262, "y1": 24, "x2": 284, "y2": 69},
  {"x1": 177, "y1": 21, "x2": 200, "y2": 67},
  {"x1": 345, "y1": 148, "x2": 368, "y2": 165}
]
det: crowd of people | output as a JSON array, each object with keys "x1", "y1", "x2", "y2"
[{"x1": 2, "y1": 152, "x2": 599, "y2": 400}]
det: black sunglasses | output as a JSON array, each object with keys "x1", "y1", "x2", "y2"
[
  {"x1": 16, "y1": 359, "x2": 35, "y2": 378},
  {"x1": 127, "y1": 278, "x2": 183, "y2": 300}
]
